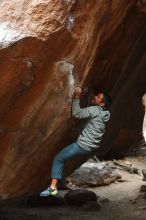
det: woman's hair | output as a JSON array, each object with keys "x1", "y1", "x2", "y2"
[
  {"x1": 103, "y1": 92, "x2": 112, "y2": 108},
  {"x1": 94, "y1": 91, "x2": 112, "y2": 108}
]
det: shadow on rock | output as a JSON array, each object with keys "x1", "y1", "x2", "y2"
[{"x1": 27, "y1": 194, "x2": 66, "y2": 207}]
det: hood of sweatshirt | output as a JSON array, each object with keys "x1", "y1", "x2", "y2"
[{"x1": 99, "y1": 107, "x2": 110, "y2": 122}]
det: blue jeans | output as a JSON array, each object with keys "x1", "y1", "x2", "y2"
[{"x1": 51, "y1": 142, "x2": 89, "y2": 179}]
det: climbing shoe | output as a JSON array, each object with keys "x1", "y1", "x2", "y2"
[{"x1": 40, "y1": 187, "x2": 58, "y2": 197}]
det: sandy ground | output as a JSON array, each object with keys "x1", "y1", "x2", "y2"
[{"x1": 0, "y1": 156, "x2": 146, "y2": 220}]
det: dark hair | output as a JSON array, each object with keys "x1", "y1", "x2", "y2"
[
  {"x1": 93, "y1": 91, "x2": 112, "y2": 108},
  {"x1": 102, "y1": 92, "x2": 112, "y2": 108}
]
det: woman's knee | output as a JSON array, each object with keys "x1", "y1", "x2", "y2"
[{"x1": 53, "y1": 153, "x2": 64, "y2": 164}]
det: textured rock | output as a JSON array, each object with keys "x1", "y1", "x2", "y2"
[
  {"x1": 67, "y1": 161, "x2": 121, "y2": 187},
  {"x1": 142, "y1": 94, "x2": 146, "y2": 142},
  {"x1": 0, "y1": 0, "x2": 145, "y2": 198},
  {"x1": 92, "y1": 6, "x2": 146, "y2": 158}
]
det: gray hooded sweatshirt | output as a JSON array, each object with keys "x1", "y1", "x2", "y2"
[{"x1": 72, "y1": 98, "x2": 110, "y2": 152}]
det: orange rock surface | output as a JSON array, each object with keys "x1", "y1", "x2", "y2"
[{"x1": 0, "y1": 0, "x2": 145, "y2": 198}]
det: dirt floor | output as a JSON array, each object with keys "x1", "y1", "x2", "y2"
[{"x1": 0, "y1": 156, "x2": 146, "y2": 220}]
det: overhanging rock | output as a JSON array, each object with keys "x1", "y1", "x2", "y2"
[{"x1": 0, "y1": 0, "x2": 145, "y2": 198}]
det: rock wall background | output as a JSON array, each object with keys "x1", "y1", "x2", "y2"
[
  {"x1": 0, "y1": 0, "x2": 145, "y2": 198},
  {"x1": 142, "y1": 94, "x2": 146, "y2": 142},
  {"x1": 92, "y1": 6, "x2": 146, "y2": 158}
]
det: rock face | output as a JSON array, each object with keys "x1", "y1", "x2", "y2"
[
  {"x1": 142, "y1": 94, "x2": 146, "y2": 142},
  {"x1": 92, "y1": 7, "x2": 146, "y2": 158},
  {"x1": 0, "y1": 0, "x2": 145, "y2": 198}
]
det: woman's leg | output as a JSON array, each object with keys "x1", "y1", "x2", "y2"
[
  {"x1": 50, "y1": 178, "x2": 58, "y2": 189},
  {"x1": 50, "y1": 142, "x2": 89, "y2": 189}
]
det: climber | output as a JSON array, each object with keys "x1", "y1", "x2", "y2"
[{"x1": 40, "y1": 86, "x2": 112, "y2": 196}]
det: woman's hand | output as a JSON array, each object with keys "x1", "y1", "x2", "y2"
[{"x1": 74, "y1": 87, "x2": 82, "y2": 99}]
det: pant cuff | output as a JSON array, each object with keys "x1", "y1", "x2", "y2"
[{"x1": 51, "y1": 175, "x2": 62, "y2": 180}]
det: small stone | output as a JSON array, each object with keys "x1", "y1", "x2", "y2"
[
  {"x1": 114, "y1": 181, "x2": 119, "y2": 184},
  {"x1": 100, "y1": 198, "x2": 110, "y2": 203},
  {"x1": 140, "y1": 185, "x2": 146, "y2": 192},
  {"x1": 125, "y1": 161, "x2": 132, "y2": 167}
]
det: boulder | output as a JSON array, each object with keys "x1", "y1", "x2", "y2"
[
  {"x1": 67, "y1": 161, "x2": 121, "y2": 187},
  {"x1": 0, "y1": 0, "x2": 145, "y2": 198}
]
